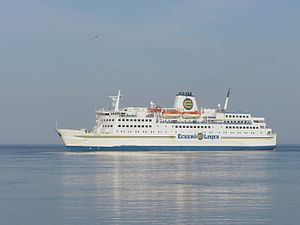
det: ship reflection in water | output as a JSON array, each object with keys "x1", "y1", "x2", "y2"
[{"x1": 60, "y1": 151, "x2": 274, "y2": 224}]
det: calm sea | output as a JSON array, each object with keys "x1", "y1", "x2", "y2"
[{"x1": 0, "y1": 145, "x2": 300, "y2": 225}]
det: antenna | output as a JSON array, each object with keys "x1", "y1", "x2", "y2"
[
  {"x1": 223, "y1": 88, "x2": 231, "y2": 112},
  {"x1": 109, "y1": 90, "x2": 122, "y2": 111}
]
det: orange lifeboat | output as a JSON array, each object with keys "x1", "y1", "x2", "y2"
[
  {"x1": 162, "y1": 109, "x2": 181, "y2": 118},
  {"x1": 147, "y1": 107, "x2": 162, "y2": 113},
  {"x1": 182, "y1": 111, "x2": 201, "y2": 119}
]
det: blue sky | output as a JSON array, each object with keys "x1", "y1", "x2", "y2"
[{"x1": 0, "y1": 0, "x2": 299, "y2": 144}]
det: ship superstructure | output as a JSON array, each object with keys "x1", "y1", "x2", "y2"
[{"x1": 57, "y1": 90, "x2": 276, "y2": 151}]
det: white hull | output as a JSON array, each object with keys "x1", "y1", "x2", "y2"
[{"x1": 57, "y1": 129, "x2": 276, "y2": 150}]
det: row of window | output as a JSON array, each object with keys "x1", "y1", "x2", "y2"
[
  {"x1": 103, "y1": 125, "x2": 113, "y2": 128},
  {"x1": 107, "y1": 125, "x2": 206, "y2": 129},
  {"x1": 226, "y1": 114, "x2": 249, "y2": 118},
  {"x1": 102, "y1": 119, "x2": 115, "y2": 122},
  {"x1": 175, "y1": 125, "x2": 211, "y2": 129},
  {"x1": 224, "y1": 121, "x2": 250, "y2": 124},
  {"x1": 114, "y1": 130, "x2": 261, "y2": 135},
  {"x1": 117, "y1": 130, "x2": 161, "y2": 134},
  {"x1": 103, "y1": 119, "x2": 253, "y2": 124},
  {"x1": 102, "y1": 118, "x2": 153, "y2": 122},
  {"x1": 118, "y1": 118, "x2": 152, "y2": 122},
  {"x1": 118, "y1": 124, "x2": 153, "y2": 128},
  {"x1": 103, "y1": 124, "x2": 260, "y2": 130},
  {"x1": 226, "y1": 126, "x2": 258, "y2": 129}
]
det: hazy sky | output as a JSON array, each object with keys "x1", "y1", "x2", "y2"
[{"x1": 0, "y1": 0, "x2": 299, "y2": 144}]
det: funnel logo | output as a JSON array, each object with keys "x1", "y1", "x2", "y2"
[
  {"x1": 197, "y1": 133, "x2": 204, "y2": 140},
  {"x1": 183, "y1": 98, "x2": 193, "y2": 110}
]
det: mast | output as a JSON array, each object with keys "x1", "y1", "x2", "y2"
[
  {"x1": 223, "y1": 88, "x2": 231, "y2": 112},
  {"x1": 109, "y1": 90, "x2": 122, "y2": 111}
]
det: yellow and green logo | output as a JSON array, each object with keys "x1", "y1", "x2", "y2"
[
  {"x1": 183, "y1": 98, "x2": 193, "y2": 110},
  {"x1": 197, "y1": 133, "x2": 204, "y2": 140}
]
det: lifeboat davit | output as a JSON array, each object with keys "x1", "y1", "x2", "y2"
[
  {"x1": 147, "y1": 107, "x2": 162, "y2": 113},
  {"x1": 162, "y1": 109, "x2": 181, "y2": 118},
  {"x1": 182, "y1": 111, "x2": 201, "y2": 119}
]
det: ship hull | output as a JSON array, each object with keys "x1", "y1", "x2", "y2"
[
  {"x1": 57, "y1": 129, "x2": 277, "y2": 151},
  {"x1": 66, "y1": 145, "x2": 276, "y2": 152}
]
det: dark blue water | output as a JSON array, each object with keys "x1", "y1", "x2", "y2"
[{"x1": 1, "y1": 145, "x2": 300, "y2": 225}]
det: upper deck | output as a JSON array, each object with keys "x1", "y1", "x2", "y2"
[{"x1": 91, "y1": 90, "x2": 272, "y2": 135}]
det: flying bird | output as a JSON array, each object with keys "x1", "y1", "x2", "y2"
[{"x1": 91, "y1": 33, "x2": 103, "y2": 40}]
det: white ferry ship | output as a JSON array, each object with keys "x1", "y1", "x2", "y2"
[{"x1": 57, "y1": 90, "x2": 276, "y2": 151}]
